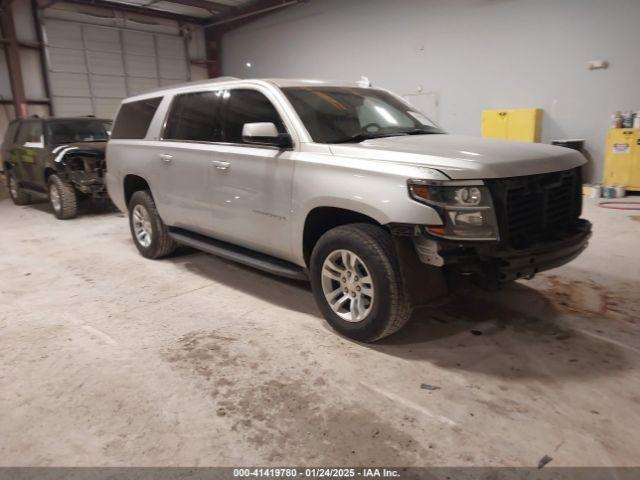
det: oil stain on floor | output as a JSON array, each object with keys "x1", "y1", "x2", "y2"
[{"x1": 163, "y1": 330, "x2": 433, "y2": 465}]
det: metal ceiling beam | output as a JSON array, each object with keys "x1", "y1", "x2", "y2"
[
  {"x1": 153, "y1": 0, "x2": 235, "y2": 15},
  {"x1": 55, "y1": 0, "x2": 206, "y2": 24},
  {"x1": 205, "y1": 0, "x2": 302, "y2": 30}
]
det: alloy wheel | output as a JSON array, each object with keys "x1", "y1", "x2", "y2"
[
  {"x1": 320, "y1": 249, "x2": 374, "y2": 322},
  {"x1": 132, "y1": 204, "x2": 153, "y2": 248},
  {"x1": 9, "y1": 175, "x2": 18, "y2": 199},
  {"x1": 49, "y1": 183, "x2": 61, "y2": 212}
]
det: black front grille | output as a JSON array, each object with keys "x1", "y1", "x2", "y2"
[{"x1": 487, "y1": 168, "x2": 582, "y2": 250}]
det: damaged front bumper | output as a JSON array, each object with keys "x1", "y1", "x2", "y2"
[
  {"x1": 401, "y1": 219, "x2": 592, "y2": 286},
  {"x1": 56, "y1": 150, "x2": 108, "y2": 198}
]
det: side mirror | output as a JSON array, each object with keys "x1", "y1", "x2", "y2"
[{"x1": 242, "y1": 122, "x2": 292, "y2": 148}]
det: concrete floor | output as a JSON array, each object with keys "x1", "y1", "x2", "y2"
[{"x1": 1, "y1": 184, "x2": 639, "y2": 467}]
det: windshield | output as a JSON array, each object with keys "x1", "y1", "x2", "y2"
[
  {"x1": 282, "y1": 86, "x2": 444, "y2": 144},
  {"x1": 46, "y1": 119, "x2": 112, "y2": 145}
]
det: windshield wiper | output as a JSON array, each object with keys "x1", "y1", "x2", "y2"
[
  {"x1": 331, "y1": 132, "x2": 409, "y2": 144},
  {"x1": 400, "y1": 128, "x2": 441, "y2": 135}
]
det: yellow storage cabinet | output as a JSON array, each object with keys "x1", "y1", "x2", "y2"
[
  {"x1": 482, "y1": 108, "x2": 542, "y2": 142},
  {"x1": 604, "y1": 128, "x2": 640, "y2": 191}
]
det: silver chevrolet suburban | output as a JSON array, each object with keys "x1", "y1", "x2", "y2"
[{"x1": 106, "y1": 78, "x2": 591, "y2": 342}]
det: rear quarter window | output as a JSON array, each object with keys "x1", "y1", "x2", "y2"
[
  {"x1": 111, "y1": 97, "x2": 163, "y2": 139},
  {"x1": 163, "y1": 91, "x2": 223, "y2": 142},
  {"x1": 15, "y1": 121, "x2": 43, "y2": 147}
]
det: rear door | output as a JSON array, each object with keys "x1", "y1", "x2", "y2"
[
  {"x1": 155, "y1": 89, "x2": 224, "y2": 235},
  {"x1": 1, "y1": 120, "x2": 20, "y2": 168},
  {"x1": 12, "y1": 120, "x2": 46, "y2": 191},
  {"x1": 208, "y1": 87, "x2": 295, "y2": 260}
]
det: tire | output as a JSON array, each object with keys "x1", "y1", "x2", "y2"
[
  {"x1": 128, "y1": 190, "x2": 176, "y2": 259},
  {"x1": 47, "y1": 174, "x2": 77, "y2": 219},
  {"x1": 310, "y1": 223, "x2": 413, "y2": 342},
  {"x1": 7, "y1": 171, "x2": 31, "y2": 205}
]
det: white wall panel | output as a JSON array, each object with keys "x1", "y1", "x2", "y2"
[
  {"x1": 123, "y1": 31, "x2": 155, "y2": 55},
  {"x1": 45, "y1": 21, "x2": 82, "y2": 48},
  {"x1": 91, "y1": 75, "x2": 127, "y2": 98},
  {"x1": 49, "y1": 73, "x2": 91, "y2": 97},
  {"x1": 84, "y1": 26, "x2": 121, "y2": 52},
  {"x1": 125, "y1": 54, "x2": 157, "y2": 78},
  {"x1": 156, "y1": 36, "x2": 184, "y2": 58},
  {"x1": 12, "y1": 0, "x2": 38, "y2": 43},
  {"x1": 43, "y1": 18, "x2": 190, "y2": 120},
  {"x1": 94, "y1": 98, "x2": 122, "y2": 118},
  {"x1": 87, "y1": 51, "x2": 125, "y2": 75},
  {"x1": 48, "y1": 47, "x2": 87, "y2": 73},
  {"x1": 52, "y1": 96, "x2": 92, "y2": 117},
  {"x1": 158, "y1": 58, "x2": 188, "y2": 80},
  {"x1": 127, "y1": 77, "x2": 159, "y2": 96},
  {"x1": 20, "y1": 49, "x2": 47, "y2": 100}
]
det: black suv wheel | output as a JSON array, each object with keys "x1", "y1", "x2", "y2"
[
  {"x1": 128, "y1": 190, "x2": 176, "y2": 259},
  {"x1": 7, "y1": 171, "x2": 31, "y2": 205},
  {"x1": 47, "y1": 174, "x2": 77, "y2": 219},
  {"x1": 310, "y1": 223, "x2": 413, "y2": 342}
]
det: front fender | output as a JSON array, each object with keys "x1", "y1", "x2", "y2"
[{"x1": 289, "y1": 152, "x2": 448, "y2": 264}]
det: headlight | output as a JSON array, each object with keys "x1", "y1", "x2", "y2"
[{"x1": 408, "y1": 180, "x2": 499, "y2": 240}]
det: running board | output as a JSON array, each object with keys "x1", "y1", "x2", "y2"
[{"x1": 168, "y1": 228, "x2": 308, "y2": 281}]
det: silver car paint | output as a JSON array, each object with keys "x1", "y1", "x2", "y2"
[
  {"x1": 106, "y1": 78, "x2": 587, "y2": 267},
  {"x1": 329, "y1": 134, "x2": 585, "y2": 180}
]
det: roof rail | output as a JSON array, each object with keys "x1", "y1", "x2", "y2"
[{"x1": 127, "y1": 77, "x2": 242, "y2": 97}]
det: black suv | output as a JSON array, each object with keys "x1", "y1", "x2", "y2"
[{"x1": 2, "y1": 116, "x2": 112, "y2": 219}]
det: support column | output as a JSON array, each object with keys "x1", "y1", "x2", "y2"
[
  {"x1": 0, "y1": 0, "x2": 28, "y2": 117},
  {"x1": 204, "y1": 26, "x2": 222, "y2": 78}
]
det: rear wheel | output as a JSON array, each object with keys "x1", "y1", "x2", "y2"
[
  {"x1": 310, "y1": 223, "x2": 413, "y2": 342},
  {"x1": 47, "y1": 174, "x2": 77, "y2": 219},
  {"x1": 7, "y1": 171, "x2": 31, "y2": 205},
  {"x1": 128, "y1": 190, "x2": 176, "y2": 259}
]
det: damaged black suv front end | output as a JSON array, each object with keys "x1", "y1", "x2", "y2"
[
  {"x1": 399, "y1": 167, "x2": 591, "y2": 288},
  {"x1": 53, "y1": 142, "x2": 109, "y2": 199}
]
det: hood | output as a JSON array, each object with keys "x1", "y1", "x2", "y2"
[
  {"x1": 329, "y1": 134, "x2": 586, "y2": 180},
  {"x1": 50, "y1": 141, "x2": 107, "y2": 164},
  {"x1": 54, "y1": 141, "x2": 107, "y2": 153}
]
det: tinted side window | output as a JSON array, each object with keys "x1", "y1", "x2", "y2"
[
  {"x1": 164, "y1": 91, "x2": 223, "y2": 142},
  {"x1": 223, "y1": 89, "x2": 286, "y2": 144},
  {"x1": 16, "y1": 121, "x2": 43, "y2": 146},
  {"x1": 111, "y1": 97, "x2": 162, "y2": 139}
]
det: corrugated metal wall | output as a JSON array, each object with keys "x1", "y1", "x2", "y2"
[
  {"x1": 0, "y1": 0, "x2": 207, "y2": 152},
  {"x1": 0, "y1": 1, "x2": 49, "y2": 150},
  {"x1": 42, "y1": 2, "x2": 207, "y2": 119}
]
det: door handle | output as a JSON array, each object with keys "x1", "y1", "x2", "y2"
[
  {"x1": 159, "y1": 154, "x2": 173, "y2": 163},
  {"x1": 211, "y1": 160, "x2": 230, "y2": 171}
]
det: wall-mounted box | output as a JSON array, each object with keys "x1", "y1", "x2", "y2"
[{"x1": 481, "y1": 108, "x2": 542, "y2": 142}]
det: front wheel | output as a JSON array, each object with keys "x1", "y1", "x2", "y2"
[
  {"x1": 310, "y1": 223, "x2": 413, "y2": 342},
  {"x1": 48, "y1": 174, "x2": 77, "y2": 219}
]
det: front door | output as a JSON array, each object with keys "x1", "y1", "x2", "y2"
[
  {"x1": 209, "y1": 88, "x2": 295, "y2": 260},
  {"x1": 12, "y1": 121, "x2": 45, "y2": 191}
]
